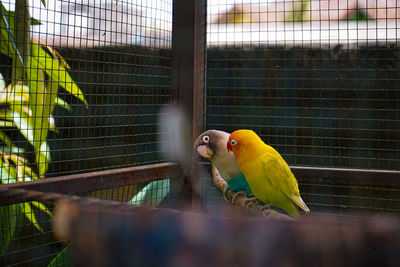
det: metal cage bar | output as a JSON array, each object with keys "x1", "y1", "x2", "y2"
[
  {"x1": 171, "y1": 0, "x2": 207, "y2": 205},
  {"x1": 0, "y1": 163, "x2": 181, "y2": 206}
]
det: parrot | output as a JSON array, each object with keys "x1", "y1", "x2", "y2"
[
  {"x1": 227, "y1": 129, "x2": 310, "y2": 218},
  {"x1": 194, "y1": 130, "x2": 253, "y2": 198}
]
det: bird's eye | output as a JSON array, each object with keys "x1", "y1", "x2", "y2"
[
  {"x1": 202, "y1": 136, "x2": 210, "y2": 143},
  {"x1": 230, "y1": 139, "x2": 237, "y2": 146}
]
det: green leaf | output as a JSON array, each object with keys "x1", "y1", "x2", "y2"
[
  {"x1": 0, "y1": 4, "x2": 40, "y2": 26},
  {"x1": 26, "y1": 60, "x2": 51, "y2": 176},
  {"x1": 48, "y1": 245, "x2": 71, "y2": 267},
  {"x1": 30, "y1": 42, "x2": 88, "y2": 107},
  {"x1": 9, "y1": 110, "x2": 35, "y2": 146},
  {"x1": 0, "y1": 145, "x2": 25, "y2": 155},
  {"x1": 30, "y1": 17, "x2": 41, "y2": 25},
  {"x1": 0, "y1": 130, "x2": 16, "y2": 150},
  {"x1": 0, "y1": 158, "x2": 17, "y2": 184},
  {"x1": 37, "y1": 141, "x2": 51, "y2": 176},
  {"x1": 5, "y1": 153, "x2": 32, "y2": 182},
  {"x1": 48, "y1": 115, "x2": 56, "y2": 129},
  {"x1": 46, "y1": 77, "x2": 60, "y2": 122},
  {"x1": 0, "y1": 83, "x2": 30, "y2": 104},
  {"x1": 0, "y1": 73, "x2": 5, "y2": 90},
  {"x1": 1, "y1": 204, "x2": 22, "y2": 255},
  {"x1": 0, "y1": 110, "x2": 13, "y2": 120},
  {"x1": 129, "y1": 179, "x2": 170, "y2": 207},
  {"x1": 13, "y1": 83, "x2": 30, "y2": 100},
  {"x1": 55, "y1": 97, "x2": 71, "y2": 112},
  {"x1": 31, "y1": 201, "x2": 52, "y2": 217},
  {"x1": 0, "y1": 120, "x2": 15, "y2": 127},
  {"x1": 48, "y1": 115, "x2": 59, "y2": 133},
  {"x1": 23, "y1": 164, "x2": 38, "y2": 180},
  {"x1": 7, "y1": 153, "x2": 26, "y2": 166},
  {"x1": 0, "y1": 4, "x2": 19, "y2": 63},
  {"x1": 41, "y1": 44, "x2": 70, "y2": 70},
  {"x1": 22, "y1": 202, "x2": 43, "y2": 232},
  {"x1": 11, "y1": 0, "x2": 30, "y2": 83}
]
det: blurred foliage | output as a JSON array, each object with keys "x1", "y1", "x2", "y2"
[
  {"x1": 0, "y1": 0, "x2": 86, "y2": 260},
  {"x1": 349, "y1": 10, "x2": 372, "y2": 21},
  {"x1": 285, "y1": 0, "x2": 309, "y2": 23},
  {"x1": 47, "y1": 244, "x2": 70, "y2": 267}
]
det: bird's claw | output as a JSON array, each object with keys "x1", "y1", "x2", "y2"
[
  {"x1": 231, "y1": 190, "x2": 247, "y2": 204},
  {"x1": 223, "y1": 185, "x2": 229, "y2": 202},
  {"x1": 242, "y1": 196, "x2": 257, "y2": 207},
  {"x1": 245, "y1": 196, "x2": 257, "y2": 202},
  {"x1": 259, "y1": 203, "x2": 272, "y2": 211}
]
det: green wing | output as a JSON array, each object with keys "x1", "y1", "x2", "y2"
[{"x1": 261, "y1": 152, "x2": 309, "y2": 212}]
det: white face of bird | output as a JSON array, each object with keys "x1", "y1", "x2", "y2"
[
  {"x1": 194, "y1": 130, "x2": 231, "y2": 159},
  {"x1": 196, "y1": 135, "x2": 214, "y2": 159}
]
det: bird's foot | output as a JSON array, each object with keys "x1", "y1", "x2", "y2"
[
  {"x1": 231, "y1": 190, "x2": 247, "y2": 204},
  {"x1": 242, "y1": 196, "x2": 258, "y2": 208},
  {"x1": 223, "y1": 185, "x2": 229, "y2": 202},
  {"x1": 259, "y1": 203, "x2": 272, "y2": 211},
  {"x1": 245, "y1": 196, "x2": 257, "y2": 202}
]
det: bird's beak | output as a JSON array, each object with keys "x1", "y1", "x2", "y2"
[
  {"x1": 197, "y1": 145, "x2": 213, "y2": 159},
  {"x1": 227, "y1": 140, "x2": 232, "y2": 152}
]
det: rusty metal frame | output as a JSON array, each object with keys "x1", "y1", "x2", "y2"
[
  {"x1": 293, "y1": 166, "x2": 400, "y2": 187},
  {"x1": 1, "y1": 163, "x2": 399, "y2": 206},
  {"x1": 198, "y1": 162, "x2": 400, "y2": 187},
  {"x1": 0, "y1": 163, "x2": 181, "y2": 205}
]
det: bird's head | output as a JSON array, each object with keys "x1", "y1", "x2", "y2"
[
  {"x1": 227, "y1": 129, "x2": 261, "y2": 155},
  {"x1": 194, "y1": 130, "x2": 230, "y2": 159}
]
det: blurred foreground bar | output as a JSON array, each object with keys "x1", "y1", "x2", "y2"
[{"x1": 60, "y1": 199, "x2": 400, "y2": 267}]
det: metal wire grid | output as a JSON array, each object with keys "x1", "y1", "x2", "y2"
[
  {"x1": 1, "y1": 1, "x2": 174, "y2": 266},
  {"x1": 1, "y1": 202, "x2": 64, "y2": 267},
  {"x1": 207, "y1": 46, "x2": 400, "y2": 170},
  {"x1": 46, "y1": 46, "x2": 172, "y2": 177},
  {"x1": 87, "y1": 179, "x2": 171, "y2": 207},
  {"x1": 0, "y1": 0, "x2": 399, "y2": 265},
  {"x1": 29, "y1": 0, "x2": 173, "y2": 48},
  {"x1": 0, "y1": 177, "x2": 173, "y2": 266},
  {"x1": 300, "y1": 183, "x2": 400, "y2": 214},
  {"x1": 205, "y1": 1, "x2": 400, "y2": 213},
  {"x1": 1, "y1": 0, "x2": 173, "y2": 178},
  {"x1": 207, "y1": 1, "x2": 400, "y2": 46}
]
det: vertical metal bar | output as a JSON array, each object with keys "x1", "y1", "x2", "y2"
[
  {"x1": 171, "y1": 0, "x2": 206, "y2": 207},
  {"x1": 192, "y1": 0, "x2": 206, "y2": 140}
]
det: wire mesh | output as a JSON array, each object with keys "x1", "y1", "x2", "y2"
[
  {"x1": 1, "y1": 0, "x2": 173, "y2": 179},
  {"x1": 0, "y1": 201, "x2": 65, "y2": 267},
  {"x1": 1, "y1": 0, "x2": 174, "y2": 266},
  {"x1": 0, "y1": 176, "x2": 175, "y2": 266},
  {"x1": 205, "y1": 0, "x2": 400, "y2": 214},
  {"x1": 1, "y1": 0, "x2": 400, "y2": 266}
]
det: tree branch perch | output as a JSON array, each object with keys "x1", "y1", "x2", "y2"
[{"x1": 211, "y1": 164, "x2": 293, "y2": 220}]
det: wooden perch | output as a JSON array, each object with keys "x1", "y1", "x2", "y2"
[{"x1": 211, "y1": 164, "x2": 293, "y2": 220}]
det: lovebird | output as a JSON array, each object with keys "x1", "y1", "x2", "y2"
[
  {"x1": 194, "y1": 130, "x2": 253, "y2": 197},
  {"x1": 227, "y1": 129, "x2": 310, "y2": 218}
]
